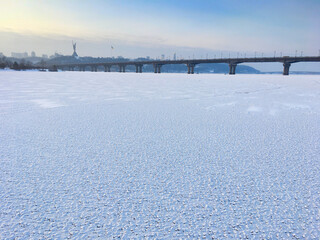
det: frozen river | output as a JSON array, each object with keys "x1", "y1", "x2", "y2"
[{"x1": 1, "y1": 72, "x2": 319, "y2": 238}]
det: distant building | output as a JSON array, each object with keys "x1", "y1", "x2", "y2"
[
  {"x1": 11, "y1": 52, "x2": 28, "y2": 58},
  {"x1": 42, "y1": 54, "x2": 48, "y2": 59},
  {"x1": 50, "y1": 53, "x2": 63, "y2": 59},
  {"x1": 31, "y1": 51, "x2": 36, "y2": 57},
  {"x1": 161, "y1": 54, "x2": 165, "y2": 60},
  {"x1": 173, "y1": 53, "x2": 176, "y2": 60},
  {"x1": 146, "y1": 56, "x2": 150, "y2": 60},
  {"x1": 0, "y1": 52, "x2": 4, "y2": 57}
]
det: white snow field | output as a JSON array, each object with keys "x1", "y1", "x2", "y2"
[{"x1": 0, "y1": 71, "x2": 320, "y2": 239}]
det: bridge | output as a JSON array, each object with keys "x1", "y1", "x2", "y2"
[{"x1": 51, "y1": 56, "x2": 320, "y2": 75}]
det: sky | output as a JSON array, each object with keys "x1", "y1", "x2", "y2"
[{"x1": 0, "y1": 0, "x2": 319, "y2": 71}]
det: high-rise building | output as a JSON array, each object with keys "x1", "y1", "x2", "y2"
[
  {"x1": 173, "y1": 53, "x2": 176, "y2": 60},
  {"x1": 31, "y1": 51, "x2": 36, "y2": 57},
  {"x1": 161, "y1": 54, "x2": 165, "y2": 60}
]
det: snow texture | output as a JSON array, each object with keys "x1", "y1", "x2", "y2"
[{"x1": 1, "y1": 72, "x2": 320, "y2": 239}]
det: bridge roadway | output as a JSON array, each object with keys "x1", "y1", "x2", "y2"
[{"x1": 52, "y1": 56, "x2": 320, "y2": 75}]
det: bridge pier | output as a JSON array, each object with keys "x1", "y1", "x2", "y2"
[
  {"x1": 104, "y1": 65, "x2": 111, "y2": 72},
  {"x1": 91, "y1": 66, "x2": 97, "y2": 72},
  {"x1": 119, "y1": 65, "x2": 126, "y2": 72},
  {"x1": 135, "y1": 64, "x2": 143, "y2": 73},
  {"x1": 283, "y1": 62, "x2": 291, "y2": 75},
  {"x1": 154, "y1": 64, "x2": 162, "y2": 73},
  {"x1": 229, "y1": 63, "x2": 237, "y2": 75},
  {"x1": 187, "y1": 63, "x2": 195, "y2": 74}
]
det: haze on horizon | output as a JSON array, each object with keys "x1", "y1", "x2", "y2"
[{"x1": 0, "y1": 0, "x2": 319, "y2": 71}]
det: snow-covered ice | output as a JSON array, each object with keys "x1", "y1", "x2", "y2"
[{"x1": 0, "y1": 72, "x2": 319, "y2": 239}]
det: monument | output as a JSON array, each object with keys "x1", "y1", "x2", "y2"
[{"x1": 72, "y1": 41, "x2": 78, "y2": 58}]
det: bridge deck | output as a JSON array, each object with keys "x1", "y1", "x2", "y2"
[{"x1": 50, "y1": 56, "x2": 320, "y2": 75}]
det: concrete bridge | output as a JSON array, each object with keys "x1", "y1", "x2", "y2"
[{"x1": 51, "y1": 56, "x2": 320, "y2": 75}]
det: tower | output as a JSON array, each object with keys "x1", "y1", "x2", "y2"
[{"x1": 72, "y1": 41, "x2": 78, "y2": 58}]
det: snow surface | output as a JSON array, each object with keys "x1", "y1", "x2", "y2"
[{"x1": 0, "y1": 72, "x2": 320, "y2": 239}]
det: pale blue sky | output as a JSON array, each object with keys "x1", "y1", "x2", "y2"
[{"x1": 0, "y1": 0, "x2": 319, "y2": 70}]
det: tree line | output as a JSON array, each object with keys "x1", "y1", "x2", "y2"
[{"x1": 0, "y1": 56, "x2": 36, "y2": 70}]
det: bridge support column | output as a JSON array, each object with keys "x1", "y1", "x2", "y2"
[
  {"x1": 104, "y1": 65, "x2": 111, "y2": 72},
  {"x1": 283, "y1": 62, "x2": 291, "y2": 75},
  {"x1": 91, "y1": 66, "x2": 97, "y2": 72},
  {"x1": 135, "y1": 65, "x2": 140, "y2": 73},
  {"x1": 154, "y1": 64, "x2": 161, "y2": 73},
  {"x1": 229, "y1": 63, "x2": 237, "y2": 75},
  {"x1": 135, "y1": 64, "x2": 143, "y2": 73},
  {"x1": 187, "y1": 63, "x2": 195, "y2": 74},
  {"x1": 118, "y1": 65, "x2": 126, "y2": 72}
]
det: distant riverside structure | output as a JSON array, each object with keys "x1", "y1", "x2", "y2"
[
  {"x1": 0, "y1": 52, "x2": 4, "y2": 57},
  {"x1": 11, "y1": 52, "x2": 28, "y2": 58},
  {"x1": 42, "y1": 54, "x2": 48, "y2": 59},
  {"x1": 50, "y1": 55, "x2": 320, "y2": 76},
  {"x1": 173, "y1": 53, "x2": 177, "y2": 60},
  {"x1": 72, "y1": 41, "x2": 78, "y2": 58},
  {"x1": 31, "y1": 51, "x2": 36, "y2": 57}
]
